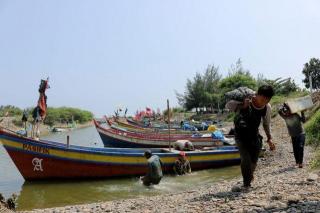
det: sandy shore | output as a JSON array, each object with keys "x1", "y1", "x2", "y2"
[{"x1": 16, "y1": 115, "x2": 320, "y2": 213}]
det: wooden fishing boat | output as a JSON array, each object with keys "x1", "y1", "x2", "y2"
[
  {"x1": 107, "y1": 117, "x2": 194, "y2": 136},
  {"x1": 126, "y1": 117, "x2": 182, "y2": 130},
  {"x1": 0, "y1": 127, "x2": 240, "y2": 180},
  {"x1": 94, "y1": 119, "x2": 235, "y2": 148}
]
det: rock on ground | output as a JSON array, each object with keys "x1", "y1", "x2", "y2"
[{"x1": 0, "y1": 203, "x2": 13, "y2": 213}]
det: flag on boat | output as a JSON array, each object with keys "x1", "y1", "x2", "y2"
[{"x1": 35, "y1": 78, "x2": 49, "y2": 120}]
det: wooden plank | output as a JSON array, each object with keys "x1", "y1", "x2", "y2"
[{"x1": 285, "y1": 95, "x2": 314, "y2": 113}]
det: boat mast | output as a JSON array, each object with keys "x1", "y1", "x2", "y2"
[{"x1": 167, "y1": 99, "x2": 171, "y2": 150}]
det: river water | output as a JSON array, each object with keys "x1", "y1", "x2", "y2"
[{"x1": 0, "y1": 126, "x2": 241, "y2": 211}]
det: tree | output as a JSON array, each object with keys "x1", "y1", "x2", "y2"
[
  {"x1": 302, "y1": 58, "x2": 320, "y2": 90},
  {"x1": 258, "y1": 75, "x2": 299, "y2": 95},
  {"x1": 176, "y1": 64, "x2": 221, "y2": 113},
  {"x1": 0, "y1": 105, "x2": 23, "y2": 117},
  {"x1": 202, "y1": 65, "x2": 222, "y2": 111},
  {"x1": 217, "y1": 59, "x2": 256, "y2": 108},
  {"x1": 176, "y1": 75, "x2": 203, "y2": 112},
  {"x1": 228, "y1": 58, "x2": 251, "y2": 76},
  {"x1": 219, "y1": 59, "x2": 256, "y2": 93},
  {"x1": 219, "y1": 73, "x2": 256, "y2": 92}
]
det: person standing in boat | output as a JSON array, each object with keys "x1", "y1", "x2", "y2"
[
  {"x1": 226, "y1": 85, "x2": 275, "y2": 189},
  {"x1": 278, "y1": 103, "x2": 306, "y2": 168},
  {"x1": 141, "y1": 150, "x2": 163, "y2": 186},
  {"x1": 173, "y1": 151, "x2": 191, "y2": 175}
]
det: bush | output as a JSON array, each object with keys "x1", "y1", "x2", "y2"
[
  {"x1": 172, "y1": 107, "x2": 185, "y2": 113},
  {"x1": 305, "y1": 109, "x2": 320, "y2": 146},
  {"x1": 44, "y1": 107, "x2": 94, "y2": 126},
  {"x1": 310, "y1": 148, "x2": 320, "y2": 169},
  {"x1": 0, "y1": 105, "x2": 22, "y2": 117},
  {"x1": 225, "y1": 112, "x2": 235, "y2": 122}
]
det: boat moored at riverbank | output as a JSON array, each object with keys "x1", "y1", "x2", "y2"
[
  {"x1": 0, "y1": 127, "x2": 240, "y2": 181},
  {"x1": 94, "y1": 119, "x2": 235, "y2": 148}
]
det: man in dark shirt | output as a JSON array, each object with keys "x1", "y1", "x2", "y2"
[
  {"x1": 226, "y1": 85, "x2": 275, "y2": 188},
  {"x1": 141, "y1": 150, "x2": 163, "y2": 186}
]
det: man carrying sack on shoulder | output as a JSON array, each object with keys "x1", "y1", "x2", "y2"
[{"x1": 226, "y1": 85, "x2": 275, "y2": 189}]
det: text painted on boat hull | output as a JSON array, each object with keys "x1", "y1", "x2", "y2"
[{"x1": 23, "y1": 144, "x2": 50, "y2": 155}]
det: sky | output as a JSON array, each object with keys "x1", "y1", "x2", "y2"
[{"x1": 0, "y1": 0, "x2": 319, "y2": 117}]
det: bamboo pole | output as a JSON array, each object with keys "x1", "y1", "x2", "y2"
[
  {"x1": 309, "y1": 72, "x2": 313, "y2": 93},
  {"x1": 167, "y1": 99, "x2": 171, "y2": 150}
]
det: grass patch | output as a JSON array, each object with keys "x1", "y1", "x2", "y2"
[
  {"x1": 305, "y1": 109, "x2": 320, "y2": 146},
  {"x1": 304, "y1": 106, "x2": 320, "y2": 168},
  {"x1": 310, "y1": 148, "x2": 320, "y2": 169},
  {"x1": 225, "y1": 112, "x2": 235, "y2": 122}
]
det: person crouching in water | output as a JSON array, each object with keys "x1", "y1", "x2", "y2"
[
  {"x1": 174, "y1": 151, "x2": 191, "y2": 175},
  {"x1": 141, "y1": 150, "x2": 163, "y2": 186},
  {"x1": 278, "y1": 103, "x2": 306, "y2": 168}
]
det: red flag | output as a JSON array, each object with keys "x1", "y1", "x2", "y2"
[{"x1": 37, "y1": 79, "x2": 49, "y2": 120}]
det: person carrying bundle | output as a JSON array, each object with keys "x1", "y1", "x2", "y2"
[
  {"x1": 226, "y1": 85, "x2": 275, "y2": 189},
  {"x1": 278, "y1": 103, "x2": 307, "y2": 168}
]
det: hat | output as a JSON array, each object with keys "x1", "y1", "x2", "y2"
[{"x1": 179, "y1": 151, "x2": 186, "y2": 157}]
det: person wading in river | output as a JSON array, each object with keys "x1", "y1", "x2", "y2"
[
  {"x1": 173, "y1": 151, "x2": 191, "y2": 175},
  {"x1": 141, "y1": 150, "x2": 163, "y2": 186},
  {"x1": 226, "y1": 85, "x2": 275, "y2": 189}
]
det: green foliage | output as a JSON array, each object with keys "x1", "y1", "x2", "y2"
[
  {"x1": 258, "y1": 76, "x2": 299, "y2": 95},
  {"x1": 218, "y1": 72, "x2": 256, "y2": 93},
  {"x1": 0, "y1": 105, "x2": 23, "y2": 117},
  {"x1": 305, "y1": 107, "x2": 320, "y2": 168},
  {"x1": 218, "y1": 60, "x2": 256, "y2": 108},
  {"x1": 176, "y1": 64, "x2": 221, "y2": 112},
  {"x1": 225, "y1": 112, "x2": 235, "y2": 122},
  {"x1": 305, "y1": 109, "x2": 320, "y2": 146},
  {"x1": 310, "y1": 149, "x2": 320, "y2": 169},
  {"x1": 219, "y1": 59, "x2": 257, "y2": 93},
  {"x1": 44, "y1": 107, "x2": 93, "y2": 126},
  {"x1": 162, "y1": 108, "x2": 173, "y2": 118},
  {"x1": 176, "y1": 58, "x2": 306, "y2": 114},
  {"x1": 302, "y1": 58, "x2": 320, "y2": 90},
  {"x1": 172, "y1": 107, "x2": 185, "y2": 113}
]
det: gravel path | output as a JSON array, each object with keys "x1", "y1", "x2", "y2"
[{"x1": 20, "y1": 116, "x2": 320, "y2": 213}]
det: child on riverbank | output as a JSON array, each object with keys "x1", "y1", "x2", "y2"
[{"x1": 278, "y1": 103, "x2": 306, "y2": 168}]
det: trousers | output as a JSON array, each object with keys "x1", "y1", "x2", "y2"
[
  {"x1": 236, "y1": 135, "x2": 262, "y2": 187},
  {"x1": 291, "y1": 133, "x2": 305, "y2": 164}
]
